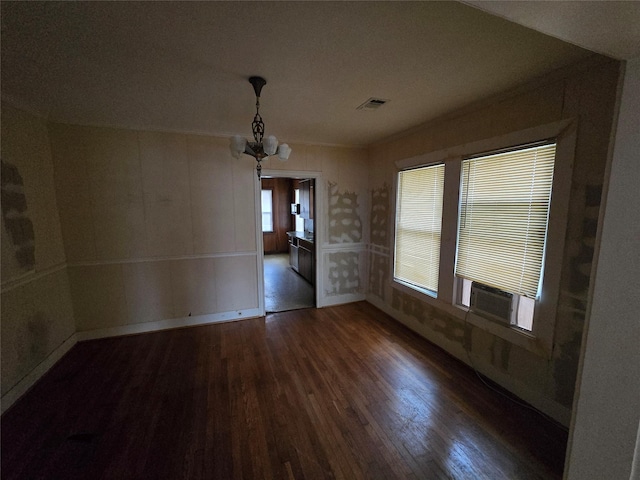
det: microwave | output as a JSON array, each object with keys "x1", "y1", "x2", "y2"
[{"x1": 291, "y1": 203, "x2": 300, "y2": 215}]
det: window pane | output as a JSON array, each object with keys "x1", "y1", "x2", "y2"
[
  {"x1": 261, "y1": 189, "x2": 273, "y2": 232},
  {"x1": 516, "y1": 296, "x2": 535, "y2": 331},
  {"x1": 458, "y1": 277, "x2": 472, "y2": 307},
  {"x1": 294, "y1": 189, "x2": 304, "y2": 231},
  {"x1": 456, "y1": 143, "x2": 555, "y2": 298},
  {"x1": 394, "y1": 164, "x2": 445, "y2": 293}
]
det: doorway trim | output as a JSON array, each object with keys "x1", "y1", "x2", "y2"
[{"x1": 255, "y1": 169, "x2": 323, "y2": 316}]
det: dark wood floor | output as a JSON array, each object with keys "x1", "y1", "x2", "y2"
[{"x1": 1, "y1": 302, "x2": 567, "y2": 479}]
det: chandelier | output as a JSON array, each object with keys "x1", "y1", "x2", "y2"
[{"x1": 229, "y1": 76, "x2": 291, "y2": 178}]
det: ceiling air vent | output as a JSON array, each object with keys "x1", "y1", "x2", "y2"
[{"x1": 357, "y1": 97, "x2": 389, "y2": 111}]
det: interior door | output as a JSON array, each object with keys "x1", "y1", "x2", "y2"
[{"x1": 261, "y1": 178, "x2": 293, "y2": 254}]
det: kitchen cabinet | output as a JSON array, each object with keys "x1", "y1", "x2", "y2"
[
  {"x1": 298, "y1": 239, "x2": 314, "y2": 285},
  {"x1": 288, "y1": 236, "x2": 299, "y2": 272},
  {"x1": 300, "y1": 179, "x2": 314, "y2": 220}
]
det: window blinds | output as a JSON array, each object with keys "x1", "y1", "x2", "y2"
[
  {"x1": 394, "y1": 164, "x2": 445, "y2": 293},
  {"x1": 456, "y1": 143, "x2": 556, "y2": 299}
]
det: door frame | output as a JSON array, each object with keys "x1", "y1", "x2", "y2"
[{"x1": 254, "y1": 169, "x2": 323, "y2": 315}]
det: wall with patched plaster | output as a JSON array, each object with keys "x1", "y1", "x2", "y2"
[
  {"x1": 1, "y1": 160, "x2": 35, "y2": 270},
  {"x1": 321, "y1": 151, "x2": 369, "y2": 302},
  {"x1": 324, "y1": 181, "x2": 368, "y2": 300},
  {"x1": 366, "y1": 58, "x2": 621, "y2": 425},
  {"x1": 368, "y1": 184, "x2": 391, "y2": 300},
  {"x1": 1, "y1": 103, "x2": 75, "y2": 398},
  {"x1": 328, "y1": 182, "x2": 362, "y2": 244},
  {"x1": 325, "y1": 251, "x2": 361, "y2": 296}
]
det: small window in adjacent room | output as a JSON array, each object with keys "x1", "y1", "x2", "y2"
[
  {"x1": 261, "y1": 189, "x2": 274, "y2": 232},
  {"x1": 455, "y1": 142, "x2": 556, "y2": 333},
  {"x1": 393, "y1": 163, "x2": 445, "y2": 296},
  {"x1": 294, "y1": 188, "x2": 304, "y2": 232}
]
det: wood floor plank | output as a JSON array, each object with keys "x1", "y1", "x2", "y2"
[{"x1": 1, "y1": 302, "x2": 567, "y2": 479}]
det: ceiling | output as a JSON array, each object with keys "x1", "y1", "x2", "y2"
[
  {"x1": 464, "y1": 1, "x2": 640, "y2": 61},
  {"x1": 1, "y1": 2, "x2": 637, "y2": 147}
]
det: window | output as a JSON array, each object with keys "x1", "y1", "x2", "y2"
[
  {"x1": 455, "y1": 142, "x2": 556, "y2": 331},
  {"x1": 294, "y1": 189, "x2": 304, "y2": 232},
  {"x1": 391, "y1": 119, "x2": 574, "y2": 355},
  {"x1": 394, "y1": 164, "x2": 445, "y2": 295},
  {"x1": 261, "y1": 189, "x2": 273, "y2": 232}
]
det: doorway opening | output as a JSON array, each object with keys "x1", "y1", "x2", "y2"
[{"x1": 261, "y1": 176, "x2": 316, "y2": 313}]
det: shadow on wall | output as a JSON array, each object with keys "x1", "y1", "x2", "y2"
[{"x1": 1, "y1": 159, "x2": 35, "y2": 270}]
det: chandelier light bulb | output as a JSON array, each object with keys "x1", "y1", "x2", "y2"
[
  {"x1": 231, "y1": 135, "x2": 247, "y2": 158},
  {"x1": 263, "y1": 135, "x2": 278, "y2": 156},
  {"x1": 277, "y1": 144, "x2": 291, "y2": 161}
]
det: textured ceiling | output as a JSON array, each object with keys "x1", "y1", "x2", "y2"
[{"x1": 1, "y1": 1, "x2": 606, "y2": 146}]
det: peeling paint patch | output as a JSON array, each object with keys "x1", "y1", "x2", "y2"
[
  {"x1": 368, "y1": 252, "x2": 389, "y2": 300},
  {"x1": 326, "y1": 252, "x2": 360, "y2": 296},
  {"x1": 368, "y1": 184, "x2": 391, "y2": 300},
  {"x1": 370, "y1": 184, "x2": 389, "y2": 246},
  {"x1": 328, "y1": 182, "x2": 362, "y2": 243},
  {"x1": 391, "y1": 289, "x2": 428, "y2": 324},
  {"x1": 390, "y1": 288, "x2": 470, "y2": 347},
  {"x1": 432, "y1": 313, "x2": 467, "y2": 346},
  {"x1": 1, "y1": 159, "x2": 35, "y2": 269}
]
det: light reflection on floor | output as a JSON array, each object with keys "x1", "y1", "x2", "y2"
[{"x1": 374, "y1": 342, "x2": 513, "y2": 478}]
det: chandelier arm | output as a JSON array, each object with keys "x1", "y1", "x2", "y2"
[{"x1": 244, "y1": 143, "x2": 256, "y2": 156}]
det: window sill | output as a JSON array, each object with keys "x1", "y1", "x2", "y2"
[{"x1": 393, "y1": 278, "x2": 437, "y2": 299}]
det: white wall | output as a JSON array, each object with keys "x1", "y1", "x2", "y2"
[
  {"x1": 565, "y1": 57, "x2": 640, "y2": 480},
  {"x1": 47, "y1": 124, "x2": 369, "y2": 336}
]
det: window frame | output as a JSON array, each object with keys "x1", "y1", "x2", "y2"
[{"x1": 390, "y1": 119, "x2": 576, "y2": 357}]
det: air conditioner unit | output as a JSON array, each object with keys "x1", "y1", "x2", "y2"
[{"x1": 470, "y1": 282, "x2": 513, "y2": 326}]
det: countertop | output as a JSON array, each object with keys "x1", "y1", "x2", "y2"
[{"x1": 286, "y1": 231, "x2": 314, "y2": 244}]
